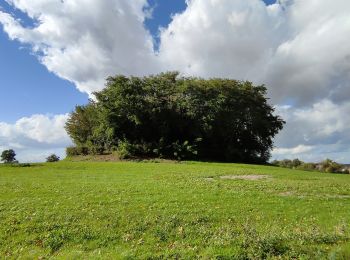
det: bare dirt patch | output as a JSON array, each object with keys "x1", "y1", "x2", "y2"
[
  {"x1": 279, "y1": 191, "x2": 295, "y2": 197},
  {"x1": 219, "y1": 175, "x2": 270, "y2": 180}
]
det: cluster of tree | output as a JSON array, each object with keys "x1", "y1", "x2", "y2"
[
  {"x1": 271, "y1": 158, "x2": 349, "y2": 174},
  {"x1": 0, "y1": 149, "x2": 60, "y2": 164},
  {"x1": 65, "y1": 72, "x2": 285, "y2": 163}
]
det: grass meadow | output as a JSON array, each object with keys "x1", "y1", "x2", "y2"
[{"x1": 0, "y1": 161, "x2": 350, "y2": 258}]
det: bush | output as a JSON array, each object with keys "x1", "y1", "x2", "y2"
[
  {"x1": 87, "y1": 145, "x2": 105, "y2": 155},
  {"x1": 66, "y1": 147, "x2": 78, "y2": 157},
  {"x1": 272, "y1": 158, "x2": 349, "y2": 174},
  {"x1": 66, "y1": 146, "x2": 89, "y2": 157},
  {"x1": 320, "y1": 159, "x2": 343, "y2": 173},
  {"x1": 172, "y1": 140, "x2": 200, "y2": 160},
  {"x1": 116, "y1": 140, "x2": 136, "y2": 159},
  {"x1": 296, "y1": 163, "x2": 316, "y2": 171},
  {"x1": 46, "y1": 154, "x2": 60, "y2": 162},
  {"x1": 279, "y1": 159, "x2": 293, "y2": 168}
]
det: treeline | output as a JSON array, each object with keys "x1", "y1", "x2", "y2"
[
  {"x1": 271, "y1": 159, "x2": 349, "y2": 174},
  {"x1": 1, "y1": 149, "x2": 60, "y2": 165},
  {"x1": 65, "y1": 72, "x2": 285, "y2": 163}
]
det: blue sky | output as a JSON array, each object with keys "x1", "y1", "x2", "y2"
[
  {"x1": 0, "y1": 0, "x2": 275, "y2": 123},
  {"x1": 0, "y1": 0, "x2": 87, "y2": 122}
]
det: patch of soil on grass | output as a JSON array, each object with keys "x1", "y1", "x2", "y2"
[
  {"x1": 219, "y1": 175, "x2": 270, "y2": 180},
  {"x1": 279, "y1": 191, "x2": 296, "y2": 197}
]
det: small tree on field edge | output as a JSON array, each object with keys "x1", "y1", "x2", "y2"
[
  {"x1": 1, "y1": 149, "x2": 17, "y2": 163},
  {"x1": 46, "y1": 154, "x2": 60, "y2": 163}
]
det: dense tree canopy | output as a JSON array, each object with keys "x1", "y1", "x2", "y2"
[{"x1": 65, "y1": 72, "x2": 285, "y2": 163}]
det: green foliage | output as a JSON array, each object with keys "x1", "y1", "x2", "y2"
[
  {"x1": 66, "y1": 146, "x2": 89, "y2": 157},
  {"x1": 1, "y1": 149, "x2": 17, "y2": 163},
  {"x1": 272, "y1": 159, "x2": 303, "y2": 169},
  {"x1": 297, "y1": 163, "x2": 317, "y2": 171},
  {"x1": 116, "y1": 139, "x2": 135, "y2": 159},
  {"x1": 292, "y1": 158, "x2": 303, "y2": 167},
  {"x1": 65, "y1": 73, "x2": 285, "y2": 163},
  {"x1": 273, "y1": 158, "x2": 347, "y2": 174},
  {"x1": 46, "y1": 154, "x2": 60, "y2": 163},
  {"x1": 171, "y1": 139, "x2": 201, "y2": 160},
  {"x1": 320, "y1": 159, "x2": 343, "y2": 173},
  {"x1": 65, "y1": 103, "x2": 100, "y2": 146}
]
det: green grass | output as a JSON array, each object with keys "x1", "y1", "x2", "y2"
[{"x1": 1, "y1": 161, "x2": 350, "y2": 259}]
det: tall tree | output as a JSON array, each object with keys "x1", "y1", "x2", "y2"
[{"x1": 1, "y1": 149, "x2": 17, "y2": 163}]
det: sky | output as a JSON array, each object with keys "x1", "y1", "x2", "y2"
[{"x1": 1, "y1": 0, "x2": 350, "y2": 163}]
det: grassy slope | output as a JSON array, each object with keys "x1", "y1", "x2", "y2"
[{"x1": 0, "y1": 161, "x2": 350, "y2": 259}]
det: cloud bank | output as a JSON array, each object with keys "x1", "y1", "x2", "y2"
[
  {"x1": 0, "y1": 114, "x2": 71, "y2": 162},
  {"x1": 1, "y1": 0, "x2": 350, "y2": 162}
]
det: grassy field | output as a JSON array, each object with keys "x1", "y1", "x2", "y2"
[{"x1": 0, "y1": 161, "x2": 350, "y2": 259}]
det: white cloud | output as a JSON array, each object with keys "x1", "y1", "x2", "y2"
[
  {"x1": 273, "y1": 145, "x2": 313, "y2": 156},
  {"x1": 0, "y1": 114, "x2": 71, "y2": 162},
  {"x1": 1, "y1": 0, "x2": 350, "y2": 162},
  {"x1": 0, "y1": 0, "x2": 159, "y2": 94},
  {"x1": 273, "y1": 100, "x2": 350, "y2": 162},
  {"x1": 158, "y1": 0, "x2": 350, "y2": 106},
  {"x1": 159, "y1": 0, "x2": 283, "y2": 82}
]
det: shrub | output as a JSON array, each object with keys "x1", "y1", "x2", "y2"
[
  {"x1": 172, "y1": 140, "x2": 200, "y2": 160},
  {"x1": 87, "y1": 144, "x2": 104, "y2": 155},
  {"x1": 46, "y1": 154, "x2": 60, "y2": 162},
  {"x1": 320, "y1": 159, "x2": 343, "y2": 173},
  {"x1": 66, "y1": 147, "x2": 78, "y2": 157},
  {"x1": 66, "y1": 146, "x2": 89, "y2": 157},
  {"x1": 297, "y1": 163, "x2": 316, "y2": 171},
  {"x1": 116, "y1": 140, "x2": 136, "y2": 159},
  {"x1": 278, "y1": 159, "x2": 293, "y2": 168},
  {"x1": 271, "y1": 160, "x2": 279, "y2": 166},
  {"x1": 272, "y1": 158, "x2": 348, "y2": 174}
]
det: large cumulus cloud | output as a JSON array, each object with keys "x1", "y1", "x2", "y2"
[
  {"x1": 0, "y1": 0, "x2": 159, "y2": 94},
  {"x1": 1, "y1": 0, "x2": 350, "y2": 162},
  {"x1": 159, "y1": 0, "x2": 350, "y2": 106}
]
